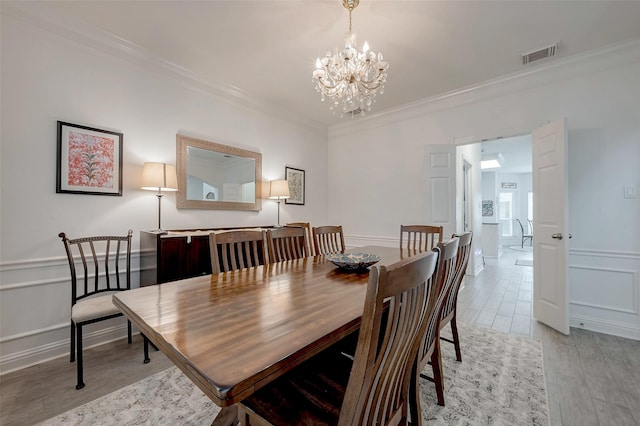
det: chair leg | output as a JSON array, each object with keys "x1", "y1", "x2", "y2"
[
  {"x1": 143, "y1": 335, "x2": 150, "y2": 364},
  {"x1": 450, "y1": 316, "x2": 462, "y2": 362},
  {"x1": 408, "y1": 364, "x2": 423, "y2": 426},
  {"x1": 76, "y1": 324, "x2": 85, "y2": 390},
  {"x1": 127, "y1": 320, "x2": 132, "y2": 344},
  {"x1": 70, "y1": 321, "x2": 76, "y2": 363},
  {"x1": 431, "y1": 341, "x2": 445, "y2": 406}
]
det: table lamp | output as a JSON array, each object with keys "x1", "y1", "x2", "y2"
[
  {"x1": 269, "y1": 179, "x2": 290, "y2": 227},
  {"x1": 141, "y1": 162, "x2": 177, "y2": 233}
]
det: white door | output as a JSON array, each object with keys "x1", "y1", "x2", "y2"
[
  {"x1": 424, "y1": 145, "x2": 457, "y2": 237},
  {"x1": 532, "y1": 118, "x2": 570, "y2": 334}
]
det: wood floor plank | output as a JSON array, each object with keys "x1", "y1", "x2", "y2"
[{"x1": 592, "y1": 398, "x2": 637, "y2": 426}]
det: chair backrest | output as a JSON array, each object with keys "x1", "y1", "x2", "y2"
[
  {"x1": 441, "y1": 232, "x2": 473, "y2": 321},
  {"x1": 516, "y1": 218, "x2": 529, "y2": 236},
  {"x1": 209, "y1": 230, "x2": 268, "y2": 274},
  {"x1": 286, "y1": 222, "x2": 314, "y2": 256},
  {"x1": 312, "y1": 225, "x2": 345, "y2": 255},
  {"x1": 400, "y1": 225, "x2": 444, "y2": 251},
  {"x1": 267, "y1": 226, "x2": 308, "y2": 262},
  {"x1": 527, "y1": 219, "x2": 534, "y2": 234},
  {"x1": 417, "y1": 237, "x2": 459, "y2": 371},
  {"x1": 339, "y1": 250, "x2": 439, "y2": 426},
  {"x1": 59, "y1": 230, "x2": 133, "y2": 305}
]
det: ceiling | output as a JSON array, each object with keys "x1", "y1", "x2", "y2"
[
  {"x1": 482, "y1": 135, "x2": 532, "y2": 174},
  {"x1": 7, "y1": 1, "x2": 640, "y2": 128}
]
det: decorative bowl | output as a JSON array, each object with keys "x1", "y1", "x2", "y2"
[{"x1": 325, "y1": 253, "x2": 381, "y2": 271}]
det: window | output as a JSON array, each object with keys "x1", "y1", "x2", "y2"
[{"x1": 499, "y1": 191, "x2": 514, "y2": 236}]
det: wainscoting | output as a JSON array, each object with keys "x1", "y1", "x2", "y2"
[
  {"x1": 0, "y1": 252, "x2": 143, "y2": 374},
  {"x1": 2, "y1": 242, "x2": 638, "y2": 375},
  {"x1": 346, "y1": 234, "x2": 640, "y2": 340},
  {"x1": 569, "y1": 248, "x2": 640, "y2": 340}
]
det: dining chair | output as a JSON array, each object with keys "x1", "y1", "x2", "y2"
[
  {"x1": 439, "y1": 232, "x2": 473, "y2": 362},
  {"x1": 411, "y1": 237, "x2": 459, "y2": 411},
  {"x1": 209, "y1": 230, "x2": 268, "y2": 274},
  {"x1": 59, "y1": 230, "x2": 135, "y2": 390},
  {"x1": 516, "y1": 218, "x2": 533, "y2": 248},
  {"x1": 312, "y1": 225, "x2": 345, "y2": 255},
  {"x1": 400, "y1": 225, "x2": 444, "y2": 252},
  {"x1": 267, "y1": 226, "x2": 308, "y2": 262},
  {"x1": 286, "y1": 222, "x2": 315, "y2": 256},
  {"x1": 238, "y1": 250, "x2": 439, "y2": 426}
]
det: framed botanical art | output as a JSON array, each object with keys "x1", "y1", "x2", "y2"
[
  {"x1": 56, "y1": 121, "x2": 123, "y2": 196},
  {"x1": 285, "y1": 166, "x2": 305, "y2": 205}
]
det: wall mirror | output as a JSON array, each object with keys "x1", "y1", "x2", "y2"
[{"x1": 176, "y1": 134, "x2": 262, "y2": 211}]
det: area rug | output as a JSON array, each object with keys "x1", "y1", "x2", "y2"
[
  {"x1": 515, "y1": 259, "x2": 534, "y2": 266},
  {"x1": 40, "y1": 323, "x2": 548, "y2": 425}
]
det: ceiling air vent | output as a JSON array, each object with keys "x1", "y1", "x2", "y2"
[{"x1": 522, "y1": 44, "x2": 557, "y2": 65}]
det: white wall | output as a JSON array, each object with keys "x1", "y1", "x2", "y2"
[
  {"x1": 328, "y1": 41, "x2": 640, "y2": 339},
  {"x1": 0, "y1": 13, "x2": 328, "y2": 373}
]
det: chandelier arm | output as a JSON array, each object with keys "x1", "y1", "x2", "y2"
[
  {"x1": 357, "y1": 74, "x2": 384, "y2": 87},
  {"x1": 315, "y1": 80, "x2": 342, "y2": 91}
]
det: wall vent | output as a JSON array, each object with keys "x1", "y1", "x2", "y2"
[{"x1": 522, "y1": 44, "x2": 557, "y2": 65}]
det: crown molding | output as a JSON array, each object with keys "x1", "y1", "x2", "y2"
[
  {"x1": 1, "y1": 2, "x2": 326, "y2": 136},
  {"x1": 329, "y1": 38, "x2": 640, "y2": 139}
]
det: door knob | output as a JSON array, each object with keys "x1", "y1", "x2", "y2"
[{"x1": 551, "y1": 233, "x2": 563, "y2": 240}]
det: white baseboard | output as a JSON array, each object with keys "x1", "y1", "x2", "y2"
[
  {"x1": 570, "y1": 314, "x2": 640, "y2": 341},
  {"x1": 0, "y1": 323, "x2": 137, "y2": 375}
]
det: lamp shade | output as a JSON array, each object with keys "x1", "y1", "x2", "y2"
[
  {"x1": 141, "y1": 162, "x2": 178, "y2": 191},
  {"x1": 268, "y1": 179, "x2": 290, "y2": 199}
]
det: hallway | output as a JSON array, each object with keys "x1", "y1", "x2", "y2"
[{"x1": 457, "y1": 246, "x2": 534, "y2": 337}]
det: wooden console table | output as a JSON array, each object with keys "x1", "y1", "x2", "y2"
[{"x1": 140, "y1": 227, "x2": 272, "y2": 286}]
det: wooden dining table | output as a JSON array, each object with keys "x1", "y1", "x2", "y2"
[{"x1": 113, "y1": 245, "x2": 414, "y2": 425}]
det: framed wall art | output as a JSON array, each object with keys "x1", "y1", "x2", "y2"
[
  {"x1": 56, "y1": 121, "x2": 123, "y2": 196},
  {"x1": 482, "y1": 200, "x2": 494, "y2": 217},
  {"x1": 285, "y1": 166, "x2": 305, "y2": 205}
]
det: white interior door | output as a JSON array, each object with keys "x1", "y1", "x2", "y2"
[
  {"x1": 532, "y1": 118, "x2": 570, "y2": 334},
  {"x1": 424, "y1": 145, "x2": 456, "y2": 237}
]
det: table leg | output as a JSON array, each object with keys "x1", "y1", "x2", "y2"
[{"x1": 211, "y1": 405, "x2": 238, "y2": 426}]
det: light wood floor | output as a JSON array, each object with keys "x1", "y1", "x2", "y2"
[{"x1": 1, "y1": 247, "x2": 638, "y2": 425}]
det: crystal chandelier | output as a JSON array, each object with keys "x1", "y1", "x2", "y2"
[{"x1": 312, "y1": 0, "x2": 389, "y2": 117}]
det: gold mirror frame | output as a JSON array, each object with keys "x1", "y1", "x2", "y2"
[{"x1": 176, "y1": 134, "x2": 262, "y2": 211}]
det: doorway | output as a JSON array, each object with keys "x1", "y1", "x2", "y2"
[{"x1": 478, "y1": 135, "x2": 533, "y2": 258}]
